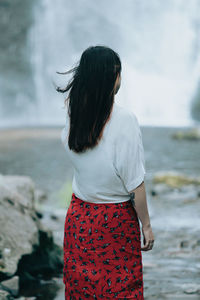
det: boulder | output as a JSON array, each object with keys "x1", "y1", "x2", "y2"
[
  {"x1": 0, "y1": 174, "x2": 63, "y2": 287},
  {"x1": 0, "y1": 289, "x2": 14, "y2": 300},
  {"x1": 34, "y1": 188, "x2": 48, "y2": 203},
  {"x1": 0, "y1": 174, "x2": 39, "y2": 277},
  {"x1": 0, "y1": 276, "x2": 19, "y2": 296}
]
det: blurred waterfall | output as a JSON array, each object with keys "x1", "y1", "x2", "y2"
[{"x1": 0, "y1": 0, "x2": 200, "y2": 128}]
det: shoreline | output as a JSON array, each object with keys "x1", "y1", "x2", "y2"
[
  {"x1": 0, "y1": 126, "x2": 200, "y2": 299},
  {"x1": 0, "y1": 124, "x2": 198, "y2": 140}
]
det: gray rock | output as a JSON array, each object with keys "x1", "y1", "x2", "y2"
[
  {"x1": 0, "y1": 289, "x2": 14, "y2": 300},
  {"x1": 191, "y1": 239, "x2": 200, "y2": 250},
  {"x1": 180, "y1": 283, "x2": 200, "y2": 295},
  {"x1": 151, "y1": 183, "x2": 174, "y2": 196},
  {"x1": 0, "y1": 174, "x2": 63, "y2": 289},
  {"x1": 0, "y1": 276, "x2": 19, "y2": 296},
  {"x1": 34, "y1": 188, "x2": 48, "y2": 203},
  {"x1": 180, "y1": 240, "x2": 189, "y2": 248},
  {"x1": 0, "y1": 174, "x2": 35, "y2": 209},
  {"x1": 183, "y1": 286, "x2": 200, "y2": 294},
  {"x1": 0, "y1": 174, "x2": 40, "y2": 277}
]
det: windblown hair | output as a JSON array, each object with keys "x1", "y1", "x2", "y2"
[{"x1": 56, "y1": 45, "x2": 121, "y2": 153}]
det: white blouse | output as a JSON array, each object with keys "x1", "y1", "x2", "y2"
[{"x1": 61, "y1": 101, "x2": 146, "y2": 203}]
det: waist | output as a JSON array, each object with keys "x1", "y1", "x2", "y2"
[
  {"x1": 72, "y1": 192, "x2": 133, "y2": 207},
  {"x1": 72, "y1": 175, "x2": 132, "y2": 204}
]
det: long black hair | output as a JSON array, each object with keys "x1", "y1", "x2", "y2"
[{"x1": 56, "y1": 45, "x2": 121, "y2": 153}]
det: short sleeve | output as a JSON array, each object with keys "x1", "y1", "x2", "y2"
[{"x1": 113, "y1": 113, "x2": 146, "y2": 193}]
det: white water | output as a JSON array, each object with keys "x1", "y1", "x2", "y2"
[{"x1": 1, "y1": 0, "x2": 200, "y2": 128}]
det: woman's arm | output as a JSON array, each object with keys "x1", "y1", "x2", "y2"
[
  {"x1": 129, "y1": 181, "x2": 155, "y2": 251},
  {"x1": 130, "y1": 181, "x2": 151, "y2": 228}
]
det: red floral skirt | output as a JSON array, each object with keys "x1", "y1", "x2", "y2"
[{"x1": 63, "y1": 192, "x2": 144, "y2": 299}]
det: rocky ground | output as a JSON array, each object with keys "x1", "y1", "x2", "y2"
[
  {"x1": 0, "y1": 125, "x2": 200, "y2": 299},
  {"x1": 0, "y1": 174, "x2": 63, "y2": 300}
]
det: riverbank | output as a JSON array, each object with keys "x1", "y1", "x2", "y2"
[{"x1": 0, "y1": 125, "x2": 200, "y2": 299}]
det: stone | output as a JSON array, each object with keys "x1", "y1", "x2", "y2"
[
  {"x1": 34, "y1": 189, "x2": 48, "y2": 203},
  {"x1": 150, "y1": 183, "x2": 174, "y2": 195},
  {"x1": 180, "y1": 240, "x2": 189, "y2": 248},
  {"x1": 183, "y1": 287, "x2": 200, "y2": 294},
  {"x1": 50, "y1": 214, "x2": 59, "y2": 221},
  {"x1": 0, "y1": 174, "x2": 63, "y2": 285},
  {"x1": 0, "y1": 174, "x2": 35, "y2": 209},
  {"x1": 181, "y1": 283, "x2": 200, "y2": 294},
  {"x1": 191, "y1": 239, "x2": 200, "y2": 250},
  {"x1": 0, "y1": 175, "x2": 40, "y2": 277},
  {"x1": 0, "y1": 276, "x2": 19, "y2": 296},
  {"x1": 0, "y1": 289, "x2": 14, "y2": 300}
]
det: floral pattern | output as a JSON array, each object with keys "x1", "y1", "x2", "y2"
[{"x1": 63, "y1": 193, "x2": 144, "y2": 299}]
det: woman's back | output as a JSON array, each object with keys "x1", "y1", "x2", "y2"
[{"x1": 61, "y1": 101, "x2": 146, "y2": 203}]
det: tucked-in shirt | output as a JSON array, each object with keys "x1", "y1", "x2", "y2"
[{"x1": 61, "y1": 101, "x2": 146, "y2": 203}]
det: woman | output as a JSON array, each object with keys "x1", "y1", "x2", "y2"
[{"x1": 57, "y1": 45, "x2": 154, "y2": 299}]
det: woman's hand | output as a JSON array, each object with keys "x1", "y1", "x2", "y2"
[{"x1": 141, "y1": 223, "x2": 155, "y2": 251}]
